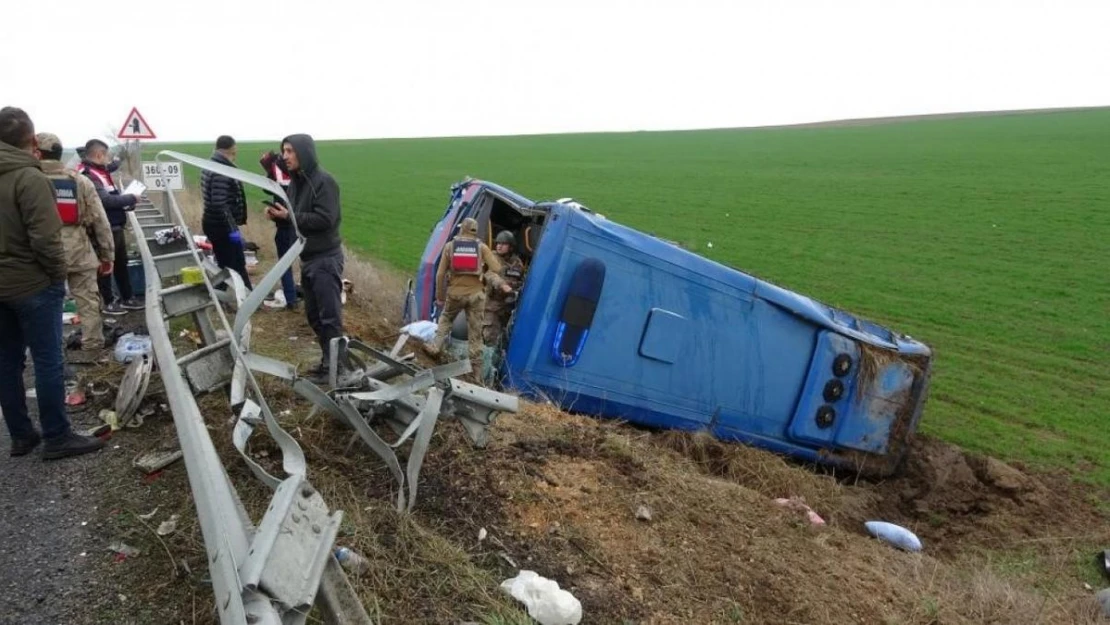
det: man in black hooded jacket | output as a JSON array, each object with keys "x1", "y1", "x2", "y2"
[{"x1": 266, "y1": 134, "x2": 345, "y2": 381}]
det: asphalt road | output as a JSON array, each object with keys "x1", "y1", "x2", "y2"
[{"x1": 0, "y1": 413, "x2": 110, "y2": 625}]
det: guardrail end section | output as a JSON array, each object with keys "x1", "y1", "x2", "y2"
[{"x1": 238, "y1": 475, "x2": 343, "y2": 615}]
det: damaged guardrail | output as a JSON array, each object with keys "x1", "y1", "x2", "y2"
[{"x1": 132, "y1": 150, "x2": 519, "y2": 624}]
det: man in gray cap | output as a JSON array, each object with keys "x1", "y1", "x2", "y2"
[{"x1": 35, "y1": 132, "x2": 115, "y2": 349}]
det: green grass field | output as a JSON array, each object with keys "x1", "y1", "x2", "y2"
[{"x1": 153, "y1": 109, "x2": 1110, "y2": 485}]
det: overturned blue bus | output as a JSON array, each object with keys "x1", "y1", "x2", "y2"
[{"x1": 409, "y1": 178, "x2": 933, "y2": 476}]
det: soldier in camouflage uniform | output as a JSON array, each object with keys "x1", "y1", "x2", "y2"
[
  {"x1": 423, "y1": 217, "x2": 501, "y2": 368},
  {"x1": 35, "y1": 133, "x2": 115, "y2": 349},
  {"x1": 482, "y1": 230, "x2": 524, "y2": 347}
]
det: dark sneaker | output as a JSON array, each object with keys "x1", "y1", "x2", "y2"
[
  {"x1": 43, "y1": 432, "x2": 106, "y2": 461},
  {"x1": 10, "y1": 431, "x2": 42, "y2": 457},
  {"x1": 121, "y1": 297, "x2": 144, "y2": 311},
  {"x1": 102, "y1": 301, "x2": 126, "y2": 316}
]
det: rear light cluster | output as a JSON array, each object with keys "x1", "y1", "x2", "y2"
[{"x1": 815, "y1": 353, "x2": 853, "y2": 429}]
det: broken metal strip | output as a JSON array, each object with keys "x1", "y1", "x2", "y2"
[
  {"x1": 128, "y1": 210, "x2": 282, "y2": 625},
  {"x1": 232, "y1": 401, "x2": 281, "y2": 489},
  {"x1": 405, "y1": 388, "x2": 443, "y2": 512},
  {"x1": 293, "y1": 379, "x2": 406, "y2": 512},
  {"x1": 239, "y1": 475, "x2": 342, "y2": 615},
  {"x1": 154, "y1": 179, "x2": 308, "y2": 484},
  {"x1": 350, "y1": 369, "x2": 436, "y2": 404},
  {"x1": 145, "y1": 161, "x2": 370, "y2": 623},
  {"x1": 447, "y1": 378, "x2": 520, "y2": 413},
  {"x1": 153, "y1": 151, "x2": 302, "y2": 345},
  {"x1": 243, "y1": 352, "x2": 298, "y2": 381},
  {"x1": 226, "y1": 270, "x2": 251, "y2": 409}
]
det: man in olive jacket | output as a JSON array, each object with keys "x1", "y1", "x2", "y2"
[{"x1": 0, "y1": 106, "x2": 105, "y2": 460}]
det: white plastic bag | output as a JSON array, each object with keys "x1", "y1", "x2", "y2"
[
  {"x1": 400, "y1": 320, "x2": 438, "y2": 343},
  {"x1": 865, "y1": 521, "x2": 923, "y2": 552},
  {"x1": 114, "y1": 333, "x2": 152, "y2": 363},
  {"x1": 499, "y1": 570, "x2": 582, "y2": 625}
]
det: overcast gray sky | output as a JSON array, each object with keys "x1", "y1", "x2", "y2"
[{"x1": 4, "y1": 0, "x2": 1107, "y2": 148}]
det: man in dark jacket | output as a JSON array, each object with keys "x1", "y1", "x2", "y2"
[
  {"x1": 266, "y1": 134, "x2": 344, "y2": 381},
  {"x1": 0, "y1": 106, "x2": 105, "y2": 460},
  {"x1": 81, "y1": 139, "x2": 141, "y2": 315},
  {"x1": 201, "y1": 135, "x2": 252, "y2": 289}
]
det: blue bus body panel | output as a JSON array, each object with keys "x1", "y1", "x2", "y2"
[{"x1": 500, "y1": 203, "x2": 932, "y2": 473}]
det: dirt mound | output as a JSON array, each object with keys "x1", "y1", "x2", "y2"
[
  {"x1": 838, "y1": 437, "x2": 1105, "y2": 559},
  {"x1": 399, "y1": 404, "x2": 1108, "y2": 624}
]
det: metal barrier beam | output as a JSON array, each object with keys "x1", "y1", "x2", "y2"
[{"x1": 124, "y1": 150, "x2": 373, "y2": 625}]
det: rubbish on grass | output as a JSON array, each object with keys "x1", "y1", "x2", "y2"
[
  {"x1": 134, "y1": 449, "x2": 184, "y2": 474},
  {"x1": 108, "y1": 541, "x2": 141, "y2": 558},
  {"x1": 334, "y1": 547, "x2": 368, "y2": 574},
  {"x1": 774, "y1": 497, "x2": 826, "y2": 526},
  {"x1": 156, "y1": 514, "x2": 179, "y2": 536},
  {"x1": 500, "y1": 570, "x2": 582, "y2": 625},
  {"x1": 400, "y1": 320, "x2": 437, "y2": 343},
  {"x1": 113, "y1": 333, "x2": 152, "y2": 363},
  {"x1": 100, "y1": 409, "x2": 119, "y2": 431},
  {"x1": 865, "y1": 521, "x2": 922, "y2": 552}
]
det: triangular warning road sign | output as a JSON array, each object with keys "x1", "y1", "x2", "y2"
[{"x1": 117, "y1": 107, "x2": 156, "y2": 140}]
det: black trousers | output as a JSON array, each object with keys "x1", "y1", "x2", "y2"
[
  {"x1": 301, "y1": 250, "x2": 345, "y2": 362},
  {"x1": 203, "y1": 224, "x2": 253, "y2": 290},
  {"x1": 97, "y1": 227, "x2": 133, "y2": 303}
]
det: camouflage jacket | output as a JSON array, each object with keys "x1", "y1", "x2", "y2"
[
  {"x1": 485, "y1": 253, "x2": 524, "y2": 311},
  {"x1": 40, "y1": 160, "x2": 114, "y2": 272}
]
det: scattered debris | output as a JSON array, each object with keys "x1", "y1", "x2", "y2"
[
  {"x1": 65, "y1": 381, "x2": 86, "y2": 407},
  {"x1": 478, "y1": 528, "x2": 488, "y2": 542},
  {"x1": 156, "y1": 514, "x2": 179, "y2": 536},
  {"x1": 334, "y1": 547, "x2": 369, "y2": 574},
  {"x1": 134, "y1": 449, "x2": 184, "y2": 474},
  {"x1": 115, "y1": 354, "x2": 153, "y2": 428},
  {"x1": 108, "y1": 542, "x2": 141, "y2": 558},
  {"x1": 774, "y1": 497, "x2": 826, "y2": 526},
  {"x1": 138, "y1": 507, "x2": 160, "y2": 521},
  {"x1": 1098, "y1": 549, "x2": 1110, "y2": 581},
  {"x1": 77, "y1": 423, "x2": 111, "y2": 438},
  {"x1": 100, "y1": 409, "x2": 119, "y2": 431},
  {"x1": 500, "y1": 570, "x2": 583, "y2": 625},
  {"x1": 87, "y1": 381, "x2": 111, "y2": 397},
  {"x1": 113, "y1": 333, "x2": 153, "y2": 363},
  {"x1": 865, "y1": 521, "x2": 923, "y2": 552},
  {"x1": 635, "y1": 505, "x2": 653, "y2": 522},
  {"x1": 400, "y1": 320, "x2": 437, "y2": 343},
  {"x1": 153, "y1": 226, "x2": 186, "y2": 246}
]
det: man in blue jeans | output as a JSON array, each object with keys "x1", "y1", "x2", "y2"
[
  {"x1": 0, "y1": 106, "x2": 104, "y2": 459},
  {"x1": 260, "y1": 149, "x2": 298, "y2": 310}
]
